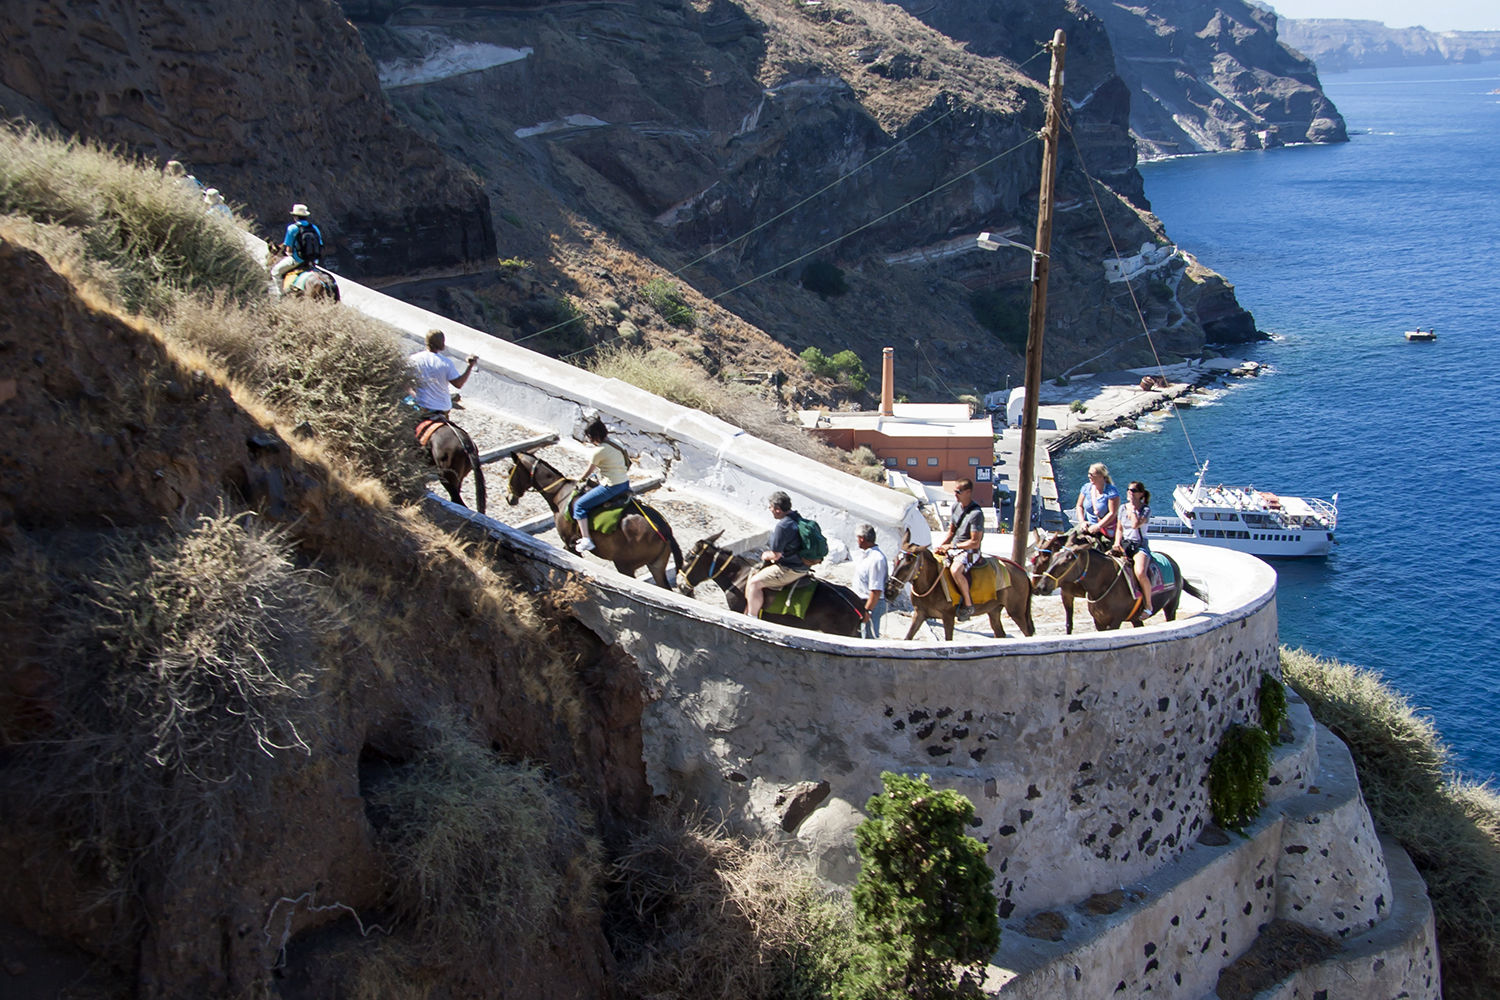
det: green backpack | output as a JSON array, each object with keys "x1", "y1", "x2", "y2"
[{"x1": 796, "y1": 516, "x2": 828, "y2": 565}]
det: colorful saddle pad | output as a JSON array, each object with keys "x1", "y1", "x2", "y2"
[
  {"x1": 1148, "y1": 551, "x2": 1176, "y2": 594},
  {"x1": 763, "y1": 576, "x2": 818, "y2": 618}
]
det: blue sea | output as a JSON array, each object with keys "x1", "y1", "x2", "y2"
[{"x1": 1055, "y1": 62, "x2": 1500, "y2": 782}]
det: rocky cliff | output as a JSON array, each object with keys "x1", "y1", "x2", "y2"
[
  {"x1": 346, "y1": 0, "x2": 1260, "y2": 397},
  {"x1": 1279, "y1": 18, "x2": 1500, "y2": 73},
  {"x1": 0, "y1": 0, "x2": 494, "y2": 278},
  {"x1": 1078, "y1": 0, "x2": 1347, "y2": 158},
  {"x1": 0, "y1": 0, "x2": 1272, "y2": 396}
]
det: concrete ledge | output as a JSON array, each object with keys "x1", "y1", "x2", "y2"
[
  {"x1": 1250, "y1": 835, "x2": 1439, "y2": 1000},
  {"x1": 985, "y1": 721, "x2": 1397, "y2": 999},
  {"x1": 1266, "y1": 695, "x2": 1317, "y2": 804}
]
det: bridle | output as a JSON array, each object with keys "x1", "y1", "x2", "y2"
[
  {"x1": 509, "y1": 454, "x2": 573, "y2": 504},
  {"x1": 1038, "y1": 544, "x2": 1129, "y2": 605},
  {"x1": 891, "y1": 547, "x2": 946, "y2": 599},
  {"x1": 681, "y1": 543, "x2": 737, "y2": 588}
]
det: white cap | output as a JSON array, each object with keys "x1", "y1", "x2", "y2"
[{"x1": 290, "y1": 203, "x2": 311, "y2": 217}]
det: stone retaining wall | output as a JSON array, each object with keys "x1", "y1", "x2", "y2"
[{"x1": 449, "y1": 496, "x2": 1282, "y2": 920}]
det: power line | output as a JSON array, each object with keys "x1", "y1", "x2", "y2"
[{"x1": 1060, "y1": 110, "x2": 1202, "y2": 473}]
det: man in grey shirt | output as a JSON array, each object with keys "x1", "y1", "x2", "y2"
[{"x1": 934, "y1": 479, "x2": 984, "y2": 620}]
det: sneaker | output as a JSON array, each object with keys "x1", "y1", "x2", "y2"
[
  {"x1": 577, "y1": 538, "x2": 596, "y2": 552},
  {"x1": 956, "y1": 604, "x2": 974, "y2": 622}
]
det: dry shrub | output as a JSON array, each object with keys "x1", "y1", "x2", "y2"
[
  {"x1": 1282, "y1": 647, "x2": 1500, "y2": 999},
  {"x1": 609, "y1": 810, "x2": 855, "y2": 1000},
  {"x1": 4, "y1": 507, "x2": 326, "y2": 936},
  {"x1": 589, "y1": 345, "x2": 858, "y2": 471},
  {"x1": 367, "y1": 710, "x2": 601, "y2": 955},
  {"x1": 0, "y1": 122, "x2": 264, "y2": 315},
  {"x1": 167, "y1": 294, "x2": 426, "y2": 498}
]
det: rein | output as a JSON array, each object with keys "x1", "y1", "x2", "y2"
[
  {"x1": 893, "y1": 548, "x2": 947, "y2": 600},
  {"x1": 683, "y1": 545, "x2": 740, "y2": 589}
]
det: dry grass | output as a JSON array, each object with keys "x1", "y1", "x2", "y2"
[
  {"x1": 1281, "y1": 647, "x2": 1500, "y2": 999},
  {"x1": 589, "y1": 344, "x2": 858, "y2": 471},
  {"x1": 367, "y1": 709, "x2": 602, "y2": 954},
  {"x1": 165, "y1": 294, "x2": 427, "y2": 497},
  {"x1": 609, "y1": 810, "x2": 856, "y2": 1000},
  {"x1": 0, "y1": 122, "x2": 264, "y2": 315}
]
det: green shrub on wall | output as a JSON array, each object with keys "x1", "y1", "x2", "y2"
[
  {"x1": 1259, "y1": 672, "x2": 1289, "y2": 742},
  {"x1": 843, "y1": 772, "x2": 999, "y2": 999},
  {"x1": 1208, "y1": 724, "x2": 1272, "y2": 832}
]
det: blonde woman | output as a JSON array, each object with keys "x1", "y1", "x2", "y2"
[{"x1": 1074, "y1": 462, "x2": 1120, "y2": 539}]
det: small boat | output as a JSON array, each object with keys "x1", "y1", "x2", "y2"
[
  {"x1": 1141, "y1": 461, "x2": 1337, "y2": 558},
  {"x1": 1404, "y1": 328, "x2": 1436, "y2": 341}
]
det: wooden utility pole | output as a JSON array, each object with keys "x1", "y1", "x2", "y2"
[{"x1": 1011, "y1": 29, "x2": 1067, "y2": 566}]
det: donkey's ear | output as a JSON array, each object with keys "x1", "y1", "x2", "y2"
[
  {"x1": 702, "y1": 530, "x2": 724, "y2": 545},
  {"x1": 901, "y1": 527, "x2": 911, "y2": 546}
]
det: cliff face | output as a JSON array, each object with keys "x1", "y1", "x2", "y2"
[
  {"x1": 1078, "y1": 0, "x2": 1347, "y2": 159},
  {"x1": 0, "y1": 0, "x2": 495, "y2": 278},
  {"x1": 351, "y1": 0, "x2": 1260, "y2": 395},
  {"x1": 1279, "y1": 19, "x2": 1500, "y2": 73}
]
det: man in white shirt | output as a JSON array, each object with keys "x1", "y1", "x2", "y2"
[
  {"x1": 409, "y1": 329, "x2": 477, "y2": 417},
  {"x1": 852, "y1": 523, "x2": 889, "y2": 639}
]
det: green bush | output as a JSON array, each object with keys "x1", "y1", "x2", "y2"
[
  {"x1": 969, "y1": 289, "x2": 1027, "y2": 352},
  {"x1": 844, "y1": 772, "x2": 999, "y2": 999},
  {"x1": 1207, "y1": 723, "x2": 1272, "y2": 832},
  {"x1": 801, "y1": 259, "x2": 849, "y2": 297},
  {"x1": 1258, "y1": 672, "x2": 1289, "y2": 742},
  {"x1": 642, "y1": 277, "x2": 696, "y2": 328},
  {"x1": 800, "y1": 347, "x2": 868, "y2": 391},
  {"x1": 1068, "y1": 399, "x2": 1086, "y2": 414}
]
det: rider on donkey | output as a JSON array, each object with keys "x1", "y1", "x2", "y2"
[
  {"x1": 270, "y1": 203, "x2": 325, "y2": 296},
  {"x1": 934, "y1": 479, "x2": 983, "y2": 620},
  {"x1": 573, "y1": 418, "x2": 632, "y2": 553},
  {"x1": 745, "y1": 491, "x2": 811, "y2": 620},
  {"x1": 408, "y1": 329, "x2": 478, "y2": 420}
]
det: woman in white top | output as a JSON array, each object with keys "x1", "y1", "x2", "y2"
[
  {"x1": 1113, "y1": 480, "x2": 1153, "y2": 615},
  {"x1": 573, "y1": 418, "x2": 631, "y2": 552}
]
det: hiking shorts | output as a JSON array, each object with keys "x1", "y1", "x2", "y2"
[
  {"x1": 749, "y1": 563, "x2": 809, "y2": 590},
  {"x1": 946, "y1": 549, "x2": 980, "y2": 573}
]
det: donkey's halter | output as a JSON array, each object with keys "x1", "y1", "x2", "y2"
[
  {"x1": 894, "y1": 547, "x2": 947, "y2": 599},
  {"x1": 682, "y1": 544, "x2": 733, "y2": 586},
  {"x1": 1035, "y1": 546, "x2": 1087, "y2": 591}
]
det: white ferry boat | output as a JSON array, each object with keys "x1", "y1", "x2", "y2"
[{"x1": 1145, "y1": 462, "x2": 1338, "y2": 558}]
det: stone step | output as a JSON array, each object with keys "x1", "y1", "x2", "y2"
[
  {"x1": 1265, "y1": 693, "x2": 1317, "y2": 805},
  {"x1": 1204, "y1": 835, "x2": 1438, "y2": 999},
  {"x1": 985, "y1": 716, "x2": 1400, "y2": 999}
]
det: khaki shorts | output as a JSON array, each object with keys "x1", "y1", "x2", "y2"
[
  {"x1": 947, "y1": 549, "x2": 980, "y2": 573},
  {"x1": 750, "y1": 563, "x2": 810, "y2": 590}
]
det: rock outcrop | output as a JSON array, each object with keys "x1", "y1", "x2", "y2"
[
  {"x1": 1078, "y1": 0, "x2": 1348, "y2": 159},
  {"x1": 0, "y1": 0, "x2": 495, "y2": 278},
  {"x1": 1279, "y1": 18, "x2": 1500, "y2": 73}
]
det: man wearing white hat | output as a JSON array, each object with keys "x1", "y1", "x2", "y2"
[{"x1": 270, "y1": 203, "x2": 325, "y2": 295}]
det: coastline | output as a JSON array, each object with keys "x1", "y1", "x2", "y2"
[{"x1": 991, "y1": 358, "x2": 1264, "y2": 528}]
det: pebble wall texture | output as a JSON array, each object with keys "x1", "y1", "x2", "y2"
[{"x1": 491, "y1": 517, "x2": 1282, "y2": 917}]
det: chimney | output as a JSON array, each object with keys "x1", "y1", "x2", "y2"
[{"x1": 880, "y1": 346, "x2": 894, "y2": 416}]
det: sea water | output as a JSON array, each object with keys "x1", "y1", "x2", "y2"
[{"x1": 1054, "y1": 62, "x2": 1500, "y2": 781}]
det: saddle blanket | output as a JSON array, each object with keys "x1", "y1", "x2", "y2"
[
  {"x1": 1147, "y1": 551, "x2": 1176, "y2": 594},
  {"x1": 414, "y1": 418, "x2": 447, "y2": 447},
  {"x1": 562, "y1": 488, "x2": 632, "y2": 536},
  {"x1": 941, "y1": 557, "x2": 1011, "y2": 606},
  {"x1": 763, "y1": 576, "x2": 818, "y2": 618}
]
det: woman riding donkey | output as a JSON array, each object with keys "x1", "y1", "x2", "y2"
[
  {"x1": 1114, "y1": 480, "x2": 1154, "y2": 616},
  {"x1": 1074, "y1": 462, "x2": 1121, "y2": 543},
  {"x1": 573, "y1": 418, "x2": 633, "y2": 553}
]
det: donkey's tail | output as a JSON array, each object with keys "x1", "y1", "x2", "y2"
[{"x1": 459, "y1": 427, "x2": 486, "y2": 514}]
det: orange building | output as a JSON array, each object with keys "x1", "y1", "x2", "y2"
[{"x1": 797, "y1": 348, "x2": 996, "y2": 504}]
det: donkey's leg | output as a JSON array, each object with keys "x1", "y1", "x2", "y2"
[
  {"x1": 987, "y1": 608, "x2": 1007, "y2": 639},
  {"x1": 903, "y1": 613, "x2": 924, "y2": 641}
]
